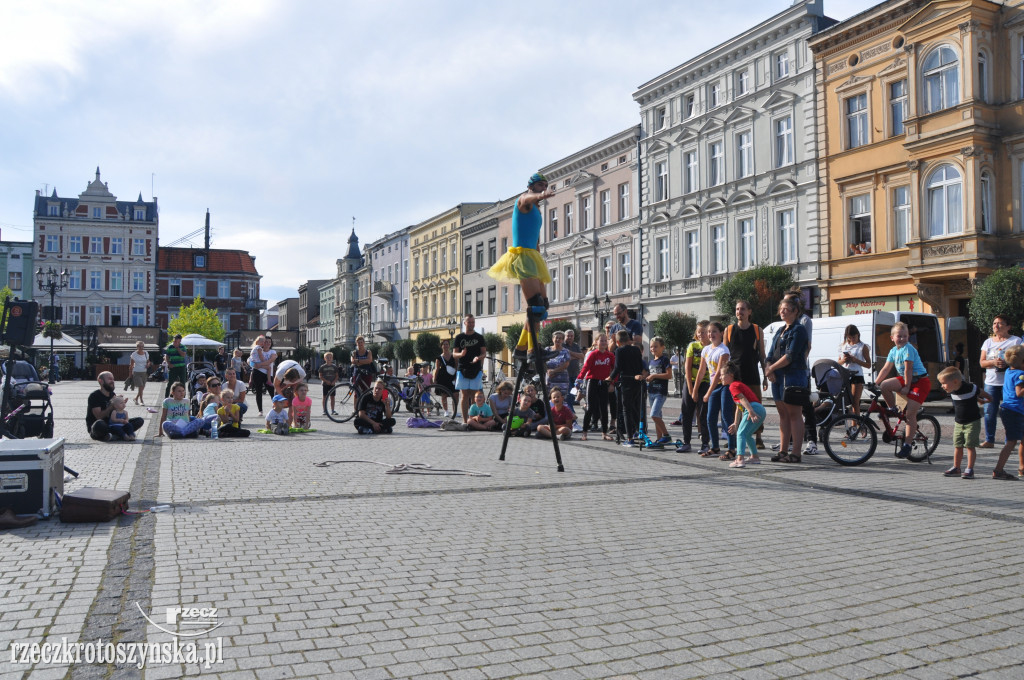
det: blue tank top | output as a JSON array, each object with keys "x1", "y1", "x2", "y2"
[{"x1": 511, "y1": 198, "x2": 542, "y2": 249}]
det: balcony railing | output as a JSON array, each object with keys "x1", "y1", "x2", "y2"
[
  {"x1": 372, "y1": 280, "x2": 394, "y2": 299},
  {"x1": 244, "y1": 297, "x2": 267, "y2": 310}
]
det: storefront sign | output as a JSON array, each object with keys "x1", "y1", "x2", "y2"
[
  {"x1": 96, "y1": 326, "x2": 161, "y2": 347},
  {"x1": 834, "y1": 296, "x2": 925, "y2": 315}
]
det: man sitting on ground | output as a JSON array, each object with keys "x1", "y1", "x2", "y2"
[{"x1": 87, "y1": 371, "x2": 145, "y2": 441}]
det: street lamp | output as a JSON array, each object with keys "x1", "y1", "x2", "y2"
[
  {"x1": 447, "y1": 317, "x2": 459, "y2": 340},
  {"x1": 36, "y1": 266, "x2": 69, "y2": 384},
  {"x1": 592, "y1": 293, "x2": 613, "y2": 326}
]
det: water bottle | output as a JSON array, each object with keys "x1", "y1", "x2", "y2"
[{"x1": 211, "y1": 423, "x2": 219, "y2": 440}]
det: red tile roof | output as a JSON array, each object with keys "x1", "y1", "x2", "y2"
[{"x1": 158, "y1": 247, "x2": 259, "y2": 275}]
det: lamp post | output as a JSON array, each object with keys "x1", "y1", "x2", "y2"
[
  {"x1": 447, "y1": 317, "x2": 459, "y2": 340},
  {"x1": 36, "y1": 267, "x2": 69, "y2": 384},
  {"x1": 592, "y1": 293, "x2": 613, "y2": 327}
]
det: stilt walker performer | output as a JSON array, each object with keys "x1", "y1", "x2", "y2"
[{"x1": 489, "y1": 172, "x2": 564, "y2": 471}]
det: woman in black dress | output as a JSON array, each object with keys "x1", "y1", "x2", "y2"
[{"x1": 434, "y1": 338, "x2": 457, "y2": 417}]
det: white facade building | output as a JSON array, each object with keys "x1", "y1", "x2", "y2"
[
  {"x1": 32, "y1": 168, "x2": 158, "y2": 327},
  {"x1": 633, "y1": 0, "x2": 836, "y2": 321}
]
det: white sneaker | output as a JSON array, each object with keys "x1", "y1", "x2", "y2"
[
  {"x1": 803, "y1": 441, "x2": 819, "y2": 455},
  {"x1": 770, "y1": 442, "x2": 781, "y2": 452},
  {"x1": 572, "y1": 422, "x2": 583, "y2": 433}
]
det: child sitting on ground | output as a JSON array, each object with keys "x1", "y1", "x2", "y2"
[
  {"x1": 938, "y1": 366, "x2": 989, "y2": 479},
  {"x1": 107, "y1": 396, "x2": 136, "y2": 441},
  {"x1": 509, "y1": 392, "x2": 535, "y2": 437},
  {"x1": 354, "y1": 379, "x2": 395, "y2": 434},
  {"x1": 217, "y1": 389, "x2": 250, "y2": 438},
  {"x1": 992, "y1": 345, "x2": 1024, "y2": 480},
  {"x1": 199, "y1": 392, "x2": 222, "y2": 436},
  {"x1": 266, "y1": 395, "x2": 291, "y2": 435},
  {"x1": 159, "y1": 382, "x2": 206, "y2": 439},
  {"x1": 290, "y1": 383, "x2": 313, "y2": 429},
  {"x1": 488, "y1": 381, "x2": 515, "y2": 430},
  {"x1": 467, "y1": 390, "x2": 500, "y2": 431},
  {"x1": 536, "y1": 388, "x2": 576, "y2": 440}
]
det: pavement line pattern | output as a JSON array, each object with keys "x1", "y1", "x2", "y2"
[{"x1": 70, "y1": 417, "x2": 161, "y2": 680}]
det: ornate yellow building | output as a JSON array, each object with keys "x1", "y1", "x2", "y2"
[
  {"x1": 408, "y1": 203, "x2": 490, "y2": 344},
  {"x1": 810, "y1": 0, "x2": 1024, "y2": 323}
]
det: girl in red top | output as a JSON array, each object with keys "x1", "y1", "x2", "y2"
[
  {"x1": 578, "y1": 334, "x2": 616, "y2": 441},
  {"x1": 723, "y1": 362, "x2": 766, "y2": 468}
]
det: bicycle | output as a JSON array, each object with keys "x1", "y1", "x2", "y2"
[
  {"x1": 323, "y1": 363, "x2": 394, "y2": 424},
  {"x1": 827, "y1": 383, "x2": 939, "y2": 465}
]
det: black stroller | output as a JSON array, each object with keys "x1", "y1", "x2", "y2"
[
  {"x1": 811, "y1": 359, "x2": 856, "y2": 439},
  {"x1": 1, "y1": 360, "x2": 54, "y2": 439},
  {"x1": 186, "y1": 361, "x2": 218, "y2": 415}
]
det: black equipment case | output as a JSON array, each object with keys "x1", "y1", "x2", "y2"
[{"x1": 0, "y1": 437, "x2": 64, "y2": 517}]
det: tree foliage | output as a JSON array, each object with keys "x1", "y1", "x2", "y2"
[
  {"x1": 0, "y1": 285, "x2": 14, "y2": 336},
  {"x1": 167, "y1": 296, "x2": 226, "y2": 342},
  {"x1": 483, "y1": 332, "x2": 506, "y2": 356},
  {"x1": 332, "y1": 346, "x2": 351, "y2": 365},
  {"x1": 378, "y1": 342, "x2": 396, "y2": 361},
  {"x1": 394, "y1": 339, "x2": 417, "y2": 365},
  {"x1": 505, "y1": 322, "x2": 524, "y2": 353},
  {"x1": 652, "y1": 311, "x2": 697, "y2": 352},
  {"x1": 969, "y1": 266, "x2": 1024, "y2": 334},
  {"x1": 367, "y1": 342, "x2": 382, "y2": 361},
  {"x1": 538, "y1": 320, "x2": 578, "y2": 348},
  {"x1": 713, "y1": 264, "x2": 795, "y2": 327},
  {"x1": 414, "y1": 332, "x2": 442, "y2": 363}
]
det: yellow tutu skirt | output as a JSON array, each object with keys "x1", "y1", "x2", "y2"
[{"x1": 488, "y1": 247, "x2": 551, "y2": 283}]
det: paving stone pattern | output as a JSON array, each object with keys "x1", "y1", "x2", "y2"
[{"x1": 2, "y1": 380, "x2": 1023, "y2": 679}]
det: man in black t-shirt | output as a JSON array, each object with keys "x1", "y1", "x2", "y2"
[
  {"x1": 609, "y1": 329, "x2": 647, "y2": 444},
  {"x1": 354, "y1": 379, "x2": 396, "y2": 434},
  {"x1": 452, "y1": 315, "x2": 487, "y2": 421},
  {"x1": 87, "y1": 371, "x2": 146, "y2": 441},
  {"x1": 213, "y1": 346, "x2": 229, "y2": 378}
]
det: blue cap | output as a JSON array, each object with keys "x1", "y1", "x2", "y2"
[
  {"x1": 528, "y1": 172, "x2": 548, "y2": 187},
  {"x1": 272, "y1": 395, "x2": 288, "y2": 403}
]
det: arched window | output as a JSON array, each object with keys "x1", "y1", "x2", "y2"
[
  {"x1": 925, "y1": 164, "x2": 963, "y2": 237},
  {"x1": 923, "y1": 46, "x2": 959, "y2": 113}
]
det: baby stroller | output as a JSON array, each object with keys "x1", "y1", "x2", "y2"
[
  {"x1": 1, "y1": 361, "x2": 54, "y2": 439},
  {"x1": 811, "y1": 359, "x2": 855, "y2": 438},
  {"x1": 186, "y1": 361, "x2": 218, "y2": 415}
]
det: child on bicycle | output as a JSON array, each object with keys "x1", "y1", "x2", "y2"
[
  {"x1": 724, "y1": 361, "x2": 764, "y2": 468},
  {"x1": 938, "y1": 366, "x2": 989, "y2": 479},
  {"x1": 876, "y1": 322, "x2": 930, "y2": 459},
  {"x1": 992, "y1": 345, "x2": 1024, "y2": 480}
]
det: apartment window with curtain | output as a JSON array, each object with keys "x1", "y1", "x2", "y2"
[
  {"x1": 685, "y1": 231, "x2": 700, "y2": 278},
  {"x1": 775, "y1": 116, "x2": 794, "y2": 167},
  {"x1": 487, "y1": 286, "x2": 496, "y2": 315},
  {"x1": 549, "y1": 208, "x2": 558, "y2": 239},
  {"x1": 684, "y1": 94, "x2": 695, "y2": 117},
  {"x1": 892, "y1": 186, "x2": 910, "y2": 248},
  {"x1": 926, "y1": 164, "x2": 963, "y2": 236},
  {"x1": 889, "y1": 80, "x2": 907, "y2": 136},
  {"x1": 709, "y1": 82, "x2": 721, "y2": 108},
  {"x1": 846, "y1": 93, "x2": 868, "y2": 148},
  {"x1": 685, "y1": 151, "x2": 698, "y2": 193},
  {"x1": 475, "y1": 243, "x2": 484, "y2": 270},
  {"x1": 464, "y1": 291, "x2": 472, "y2": 316},
  {"x1": 778, "y1": 210, "x2": 796, "y2": 263},
  {"x1": 564, "y1": 265, "x2": 574, "y2": 300},
  {"x1": 848, "y1": 194, "x2": 872, "y2": 255},
  {"x1": 655, "y1": 161, "x2": 669, "y2": 201},
  {"x1": 564, "y1": 203, "x2": 574, "y2": 235},
  {"x1": 712, "y1": 225, "x2": 726, "y2": 273},
  {"x1": 739, "y1": 218, "x2": 755, "y2": 269},
  {"x1": 709, "y1": 142, "x2": 724, "y2": 186},
  {"x1": 655, "y1": 106, "x2": 667, "y2": 130},
  {"x1": 582, "y1": 261, "x2": 592, "y2": 297},
  {"x1": 923, "y1": 46, "x2": 960, "y2": 113},
  {"x1": 775, "y1": 51, "x2": 789, "y2": 79},
  {"x1": 736, "y1": 69, "x2": 749, "y2": 96},
  {"x1": 657, "y1": 237, "x2": 669, "y2": 281},
  {"x1": 550, "y1": 268, "x2": 558, "y2": 302},
  {"x1": 737, "y1": 131, "x2": 752, "y2": 179}
]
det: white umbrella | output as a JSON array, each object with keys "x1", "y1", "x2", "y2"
[{"x1": 180, "y1": 334, "x2": 224, "y2": 363}]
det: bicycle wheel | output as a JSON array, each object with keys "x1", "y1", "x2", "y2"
[
  {"x1": 906, "y1": 413, "x2": 941, "y2": 462},
  {"x1": 823, "y1": 414, "x2": 877, "y2": 466},
  {"x1": 415, "y1": 384, "x2": 455, "y2": 420},
  {"x1": 325, "y1": 383, "x2": 358, "y2": 423}
]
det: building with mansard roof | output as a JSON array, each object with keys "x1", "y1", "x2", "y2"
[{"x1": 32, "y1": 168, "x2": 158, "y2": 327}]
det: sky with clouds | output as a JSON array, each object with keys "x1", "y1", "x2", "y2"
[{"x1": 0, "y1": 0, "x2": 876, "y2": 305}]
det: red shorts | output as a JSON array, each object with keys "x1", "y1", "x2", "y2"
[{"x1": 896, "y1": 375, "x2": 931, "y2": 404}]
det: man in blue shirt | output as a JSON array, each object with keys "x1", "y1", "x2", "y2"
[{"x1": 609, "y1": 304, "x2": 643, "y2": 348}]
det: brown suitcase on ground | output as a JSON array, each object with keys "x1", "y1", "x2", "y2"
[{"x1": 60, "y1": 487, "x2": 130, "y2": 522}]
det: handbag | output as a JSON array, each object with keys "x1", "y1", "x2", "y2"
[{"x1": 782, "y1": 385, "x2": 810, "y2": 406}]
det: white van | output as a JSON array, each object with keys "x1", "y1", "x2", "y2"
[{"x1": 763, "y1": 311, "x2": 946, "y2": 400}]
